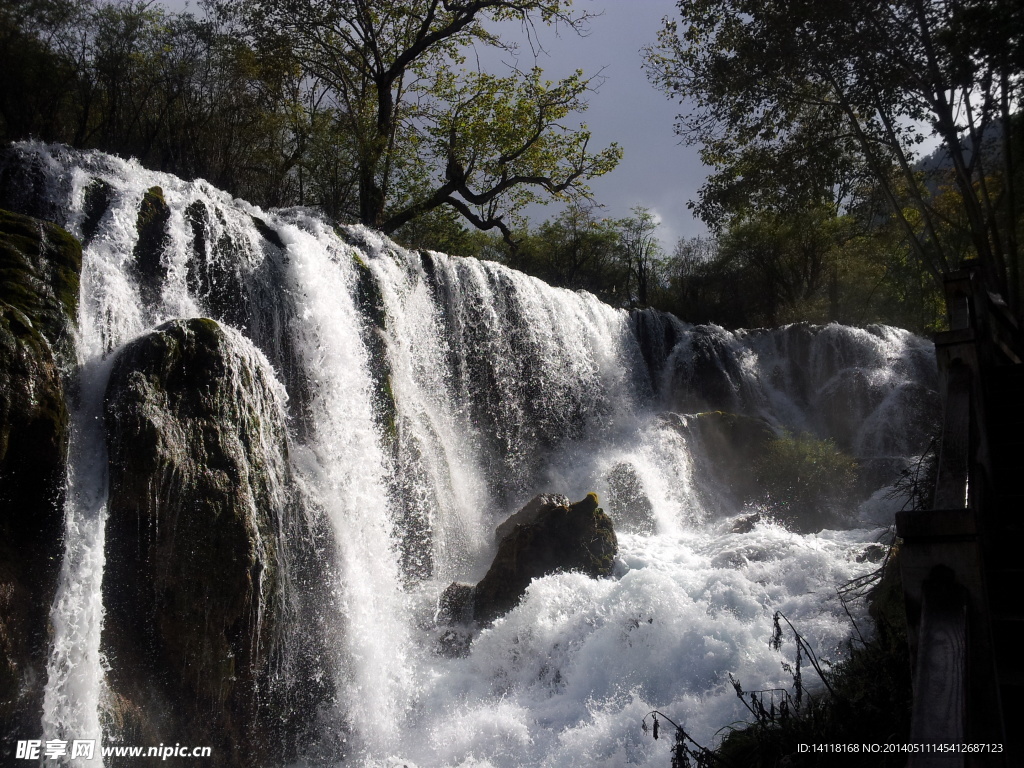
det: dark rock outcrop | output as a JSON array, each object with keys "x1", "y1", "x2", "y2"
[
  {"x1": 0, "y1": 149, "x2": 66, "y2": 225},
  {"x1": 184, "y1": 200, "x2": 250, "y2": 330},
  {"x1": 493, "y1": 493, "x2": 570, "y2": 543},
  {"x1": 435, "y1": 582, "x2": 476, "y2": 657},
  {"x1": 0, "y1": 209, "x2": 80, "y2": 749},
  {"x1": 81, "y1": 177, "x2": 114, "y2": 246},
  {"x1": 438, "y1": 582, "x2": 475, "y2": 625},
  {"x1": 605, "y1": 463, "x2": 655, "y2": 534},
  {"x1": 678, "y1": 411, "x2": 778, "y2": 507},
  {"x1": 132, "y1": 186, "x2": 171, "y2": 303},
  {"x1": 674, "y1": 411, "x2": 860, "y2": 533},
  {"x1": 101, "y1": 317, "x2": 334, "y2": 766},
  {"x1": 473, "y1": 493, "x2": 617, "y2": 624}
]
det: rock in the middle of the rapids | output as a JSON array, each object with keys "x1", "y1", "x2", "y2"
[{"x1": 471, "y1": 493, "x2": 618, "y2": 624}]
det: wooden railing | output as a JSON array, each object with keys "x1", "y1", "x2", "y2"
[{"x1": 895, "y1": 262, "x2": 1021, "y2": 767}]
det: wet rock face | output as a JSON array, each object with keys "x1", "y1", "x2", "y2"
[
  {"x1": 0, "y1": 150, "x2": 66, "y2": 225},
  {"x1": 0, "y1": 208, "x2": 80, "y2": 363},
  {"x1": 0, "y1": 209, "x2": 80, "y2": 747},
  {"x1": 473, "y1": 493, "x2": 618, "y2": 624},
  {"x1": 605, "y1": 463, "x2": 655, "y2": 534},
  {"x1": 102, "y1": 317, "x2": 333, "y2": 766},
  {"x1": 681, "y1": 411, "x2": 778, "y2": 510},
  {"x1": 132, "y1": 186, "x2": 171, "y2": 304},
  {"x1": 678, "y1": 411, "x2": 861, "y2": 533},
  {"x1": 438, "y1": 582, "x2": 475, "y2": 625},
  {"x1": 493, "y1": 493, "x2": 570, "y2": 543}
]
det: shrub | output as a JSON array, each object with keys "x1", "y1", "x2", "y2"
[{"x1": 753, "y1": 433, "x2": 858, "y2": 532}]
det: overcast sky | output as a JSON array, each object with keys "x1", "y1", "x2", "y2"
[{"x1": 496, "y1": 0, "x2": 707, "y2": 248}]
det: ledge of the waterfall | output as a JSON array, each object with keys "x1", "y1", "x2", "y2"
[
  {"x1": 0, "y1": 208, "x2": 80, "y2": 745},
  {"x1": 469, "y1": 493, "x2": 618, "y2": 627},
  {"x1": 101, "y1": 316, "x2": 337, "y2": 765}
]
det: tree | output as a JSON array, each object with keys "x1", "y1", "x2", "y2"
[
  {"x1": 618, "y1": 206, "x2": 664, "y2": 306},
  {"x1": 0, "y1": 0, "x2": 88, "y2": 144},
  {"x1": 236, "y1": 0, "x2": 622, "y2": 240},
  {"x1": 1, "y1": 0, "x2": 314, "y2": 209},
  {"x1": 499, "y1": 204, "x2": 628, "y2": 301},
  {"x1": 645, "y1": 0, "x2": 1024, "y2": 313}
]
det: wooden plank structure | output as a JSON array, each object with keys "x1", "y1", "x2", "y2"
[{"x1": 896, "y1": 262, "x2": 1023, "y2": 766}]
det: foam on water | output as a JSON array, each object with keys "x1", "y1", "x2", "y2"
[{"x1": 393, "y1": 521, "x2": 884, "y2": 768}]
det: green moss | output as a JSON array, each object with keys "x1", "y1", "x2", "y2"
[
  {"x1": 754, "y1": 432, "x2": 858, "y2": 532},
  {"x1": 0, "y1": 208, "x2": 82, "y2": 354},
  {"x1": 137, "y1": 186, "x2": 165, "y2": 226}
]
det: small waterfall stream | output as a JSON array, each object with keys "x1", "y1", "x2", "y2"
[{"x1": 1, "y1": 143, "x2": 938, "y2": 767}]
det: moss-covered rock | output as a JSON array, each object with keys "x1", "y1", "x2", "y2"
[
  {"x1": 102, "y1": 317, "x2": 334, "y2": 766},
  {"x1": 473, "y1": 493, "x2": 618, "y2": 624},
  {"x1": 132, "y1": 186, "x2": 170, "y2": 303},
  {"x1": 753, "y1": 432, "x2": 858, "y2": 532},
  {"x1": 0, "y1": 208, "x2": 81, "y2": 361},
  {"x1": 0, "y1": 208, "x2": 80, "y2": 750},
  {"x1": 675, "y1": 411, "x2": 859, "y2": 533}
]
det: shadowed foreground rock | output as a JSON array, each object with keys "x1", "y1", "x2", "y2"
[
  {"x1": 102, "y1": 317, "x2": 335, "y2": 767},
  {"x1": 472, "y1": 493, "x2": 618, "y2": 624},
  {"x1": 0, "y1": 209, "x2": 80, "y2": 753}
]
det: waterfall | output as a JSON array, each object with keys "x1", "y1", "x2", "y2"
[{"x1": 0, "y1": 143, "x2": 938, "y2": 766}]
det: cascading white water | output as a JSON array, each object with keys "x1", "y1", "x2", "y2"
[
  {"x1": 39, "y1": 353, "x2": 110, "y2": 760},
  {"x1": 37, "y1": 153, "x2": 206, "y2": 763},
  {"x1": 4, "y1": 143, "x2": 937, "y2": 767},
  {"x1": 274, "y1": 217, "x2": 415, "y2": 758}
]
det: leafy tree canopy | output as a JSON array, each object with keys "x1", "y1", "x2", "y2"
[
  {"x1": 231, "y1": 0, "x2": 623, "y2": 241},
  {"x1": 645, "y1": 0, "x2": 1023, "y2": 312}
]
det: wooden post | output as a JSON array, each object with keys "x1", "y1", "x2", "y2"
[
  {"x1": 897, "y1": 264, "x2": 1009, "y2": 764},
  {"x1": 907, "y1": 567, "x2": 967, "y2": 767}
]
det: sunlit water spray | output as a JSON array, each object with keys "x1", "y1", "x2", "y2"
[{"x1": 4, "y1": 143, "x2": 936, "y2": 767}]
